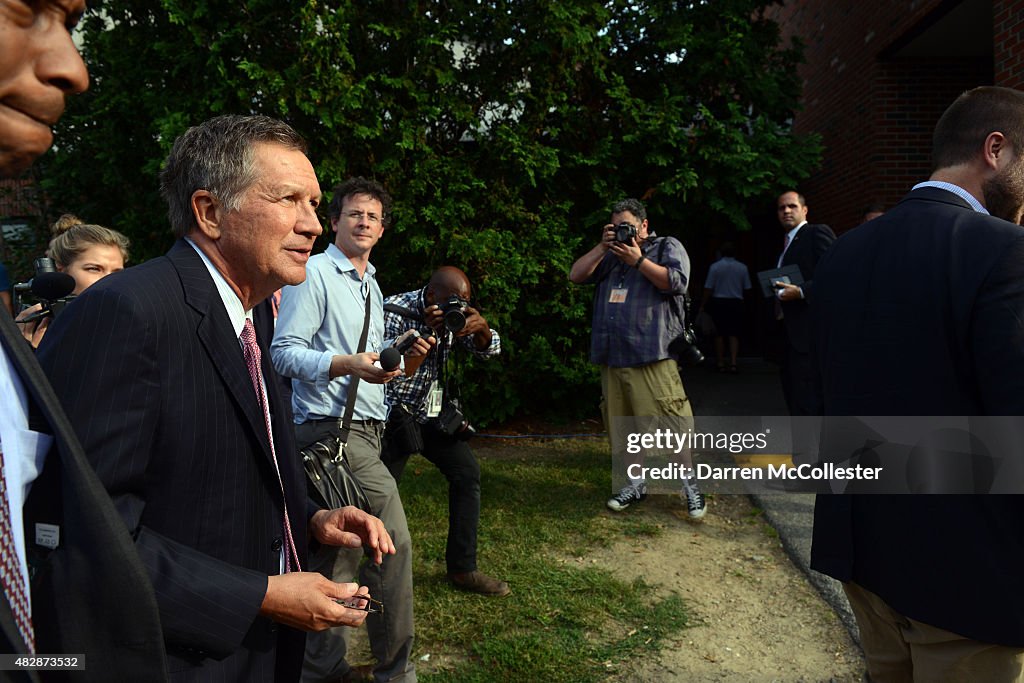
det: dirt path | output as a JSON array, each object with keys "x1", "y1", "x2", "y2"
[
  {"x1": 351, "y1": 428, "x2": 865, "y2": 681},
  {"x1": 589, "y1": 492, "x2": 864, "y2": 682}
]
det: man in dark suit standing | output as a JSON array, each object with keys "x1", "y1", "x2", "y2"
[
  {"x1": 0, "y1": 2, "x2": 168, "y2": 680},
  {"x1": 36, "y1": 115, "x2": 396, "y2": 682},
  {"x1": 773, "y1": 191, "x2": 835, "y2": 418},
  {"x1": 811, "y1": 86, "x2": 1024, "y2": 681}
]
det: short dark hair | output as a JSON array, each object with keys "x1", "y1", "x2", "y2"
[
  {"x1": 159, "y1": 115, "x2": 307, "y2": 239},
  {"x1": 328, "y1": 177, "x2": 393, "y2": 226},
  {"x1": 720, "y1": 242, "x2": 736, "y2": 258},
  {"x1": 778, "y1": 190, "x2": 807, "y2": 207},
  {"x1": 611, "y1": 198, "x2": 647, "y2": 222},
  {"x1": 932, "y1": 87, "x2": 1024, "y2": 171}
]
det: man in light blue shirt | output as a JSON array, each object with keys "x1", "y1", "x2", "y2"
[{"x1": 272, "y1": 177, "x2": 419, "y2": 683}]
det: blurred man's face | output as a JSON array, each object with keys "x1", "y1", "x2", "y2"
[
  {"x1": 983, "y1": 147, "x2": 1024, "y2": 225},
  {"x1": 777, "y1": 192, "x2": 808, "y2": 230},
  {"x1": 0, "y1": 0, "x2": 89, "y2": 177}
]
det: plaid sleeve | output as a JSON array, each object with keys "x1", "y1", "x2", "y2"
[{"x1": 457, "y1": 327, "x2": 501, "y2": 358}]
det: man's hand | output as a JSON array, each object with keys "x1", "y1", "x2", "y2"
[
  {"x1": 608, "y1": 236, "x2": 643, "y2": 266},
  {"x1": 453, "y1": 307, "x2": 487, "y2": 337},
  {"x1": 405, "y1": 335, "x2": 436, "y2": 357},
  {"x1": 260, "y1": 573, "x2": 371, "y2": 631},
  {"x1": 330, "y1": 352, "x2": 403, "y2": 383},
  {"x1": 455, "y1": 307, "x2": 493, "y2": 349},
  {"x1": 402, "y1": 334, "x2": 436, "y2": 376},
  {"x1": 423, "y1": 304, "x2": 446, "y2": 335},
  {"x1": 310, "y1": 506, "x2": 396, "y2": 565},
  {"x1": 774, "y1": 282, "x2": 803, "y2": 302},
  {"x1": 600, "y1": 224, "x2": 616, "y2": 250}
]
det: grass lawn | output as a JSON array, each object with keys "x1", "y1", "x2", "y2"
[{"x1": 395, "y1": 437, "x2": 689, "y2": 682}]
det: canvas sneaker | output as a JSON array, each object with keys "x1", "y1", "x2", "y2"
[
  {"x1": 607, "y1": 482, "x2": 648, "y2": 511},
  {"x1": 682, "y1": 479, "x2": 706, "y2": 520}
]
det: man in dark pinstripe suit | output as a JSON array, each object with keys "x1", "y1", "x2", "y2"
[{"x1": 36, "y1": 116, "x2": 396, "y2": 682}]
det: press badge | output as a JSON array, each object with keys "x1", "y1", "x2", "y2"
[
  {"x1": 609, "y1": 288, "x2": 629, "y2": 303},
  {"x1": 426, "y1": 381, "x2": 444, "y2": 418},
  {"x1": 35, "y1": 523, "x2": 59, "y2": 550}
]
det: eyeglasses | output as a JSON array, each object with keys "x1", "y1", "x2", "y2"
[
  {"x1": 336, "y1": 594, "x2": 384, "y2": 615},
  {"x1": 344, "y1": 211, "x2": 382, "y2": 225}
]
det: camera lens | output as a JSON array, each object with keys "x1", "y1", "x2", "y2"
[{"x1": 444, "y1": 309, "x2": 467, "y2": 332}]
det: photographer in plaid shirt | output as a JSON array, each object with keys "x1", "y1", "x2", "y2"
[
  {"x1": 569, "y1": 198, "x2": 705, "y2": 519},
  {"x1": 381, "y1": 266, "x2": 510, "y2": 596}
]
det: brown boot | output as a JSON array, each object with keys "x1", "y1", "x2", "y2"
[{"x1": 447, "y1": 571, "x2": 511, "y2": 596}]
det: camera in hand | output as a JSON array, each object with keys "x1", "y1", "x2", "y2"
[
  {"x1": 393, "y1": 328, "x2": 423, "y2": 354},
  {"x1": 435, "y1": 398, "x2": 476, "y2": 440},
  {"x1": 13, "y1": 257, "x2": 76, "y2": 323},
  {"x1": 614, "y1": 222, "x2": 638, "y2": 244},
  {"x1": 439, "y1": 295, "x2": 469, "y2": 333}
]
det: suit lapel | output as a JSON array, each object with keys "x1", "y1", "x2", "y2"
[{"x1": 167, "y1": 242, "x2": 273, "y2": 465}]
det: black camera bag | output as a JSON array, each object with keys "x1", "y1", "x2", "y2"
[{"x1": 385, "y1": 403, "x2": 425, "y2": 456}]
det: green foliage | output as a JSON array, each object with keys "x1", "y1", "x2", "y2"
[{"x1": 39, "y1": 0, "x2": 821, "y2": 423}]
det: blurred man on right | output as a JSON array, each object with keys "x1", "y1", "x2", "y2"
[{"x1": 811, "y1": 86, "x2": 1024, "y2": 681}]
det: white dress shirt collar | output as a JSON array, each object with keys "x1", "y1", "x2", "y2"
[{"x1": 184, "y1": 237, "x2": 252, "y2": 335}]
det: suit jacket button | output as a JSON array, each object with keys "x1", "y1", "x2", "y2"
[{"x1": 271, "y1": 537, "x2": 283, "y2": 552}]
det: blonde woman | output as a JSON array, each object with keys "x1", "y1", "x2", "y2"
[{"x1": 17, "y1": 214, "x2": 129, "y2": 346}]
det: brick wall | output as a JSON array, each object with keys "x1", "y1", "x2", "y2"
[
  {"x1": 995, "y1": 0, "x2": 1024, "y2": 88},
  {"x1": 764, "y1": 0, "x2": 1015, "y2": 233},
  {"x1": 873, "y1": 59, "x2": 990, "y2": 203}
]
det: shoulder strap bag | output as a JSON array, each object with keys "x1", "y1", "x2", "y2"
[{"x1": 300, "y1": 293, "x2": 373, "y2": 513}]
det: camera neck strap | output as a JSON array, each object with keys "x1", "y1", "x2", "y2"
[
  {"x1": 339, "y1": 293, "x2": 373, "y2": 445},
  {"x1": 436, "y1": 331, "x2": 462, "y2": 402},
  {"x1": 655, "y1": 237, "x2": 693, "y2": 323}
]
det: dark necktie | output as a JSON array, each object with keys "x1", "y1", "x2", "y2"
[
  {"x1": 0, "y1": 448, "x2": 34, "y2": 652},
  {"x1": 240, "y1": 319, "x2": 301, "y2": 572}
]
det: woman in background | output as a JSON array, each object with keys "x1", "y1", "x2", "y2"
[{"x1": 17, "y1": 214, "x2": 129, "y2": 347}]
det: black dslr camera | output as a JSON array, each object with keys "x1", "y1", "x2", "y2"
[
  {"x1": 672, "y1": 325, "x2": 705, "y2": 366},
  {"x1": 439, "y1": 295, "x2": 469, "y2": 333},
  {"x1": 13, "y1": 257, "x2": 76, "y2": 323},
  {"x1": 435, "y1": 398, "x2": 476, "y2": 440},
  {"x1": 614, "y1": 222, "x2": 638, "y2": 244},
  {"x1": 669, "y1": 295, "x2": 705, "y2": 366}
]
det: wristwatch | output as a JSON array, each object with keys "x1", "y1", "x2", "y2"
[{"x1": 634, "y1": 255, "x2": 646, "y2": 269}]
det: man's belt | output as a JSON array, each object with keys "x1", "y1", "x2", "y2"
[{"x1": 311, "y1": 417, "x2": 384, "y2": 427}]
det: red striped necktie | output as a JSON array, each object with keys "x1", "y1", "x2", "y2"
[
  {"x1": 0, "y1": 448, "x2": 34, "y2": 652},
  {"x1": 240, "y1": 319, "x2": 301, "y2": 572}
]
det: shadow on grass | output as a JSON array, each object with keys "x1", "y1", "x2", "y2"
[{"x1": 396, "y1": 439, "x2": 689, "y2": 682}]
